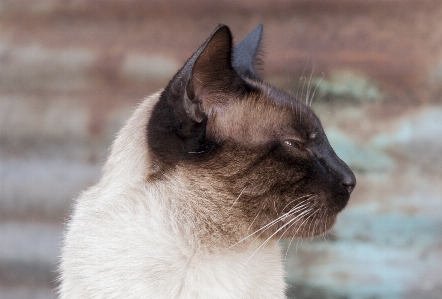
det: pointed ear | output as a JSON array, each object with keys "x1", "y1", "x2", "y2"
[
  {"x1": 147, "y1": 25, "x2": 246, "y2": 168},
  {"x1": 185, "y1": 25, "x2": 243, "y2": 120},
  {"x1": 232, "y1": 24, "x2": 264, "y2": 80}
]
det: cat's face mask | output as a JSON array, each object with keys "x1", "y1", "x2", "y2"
[{"x1": 147, "y1": 24, "x2": 356, "y2": 241}]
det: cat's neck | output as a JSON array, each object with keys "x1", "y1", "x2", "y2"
[
  {"x1": 89, "y1": 91, "x2": 287, "y2": 298},
  {"x1": 100, "y1": 91, "x2": 162, "y2": 186}
]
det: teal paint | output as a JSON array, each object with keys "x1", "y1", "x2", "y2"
[
  {"x1": 284, "y1": 206, "x2": 442, "y2": 299},
  {"x1": 313, "y1": 71, "x2": 381, "y2": 103},
  {"x1": 325, "y1": 128, "x2": 395, "y2": 172}
]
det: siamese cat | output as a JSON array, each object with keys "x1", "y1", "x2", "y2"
[{"x1": 59, "y1": 24, "x2": 356, "y2": 299}]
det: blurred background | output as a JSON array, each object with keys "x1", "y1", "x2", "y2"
[{"x1": 1, "y1": 0, "x2": 441, "y2": 298}]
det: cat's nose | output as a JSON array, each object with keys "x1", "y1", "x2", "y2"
[{"x1": 341, "y1": 173, "x2": 356, "y2": 194}]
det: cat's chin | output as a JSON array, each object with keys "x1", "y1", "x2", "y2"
[
  {"x1": 296, "y1": 215, "x2": 337, "y2": 238},
  {"x1": 273, "y1": 212, "x2": 337, "y2": 239}
]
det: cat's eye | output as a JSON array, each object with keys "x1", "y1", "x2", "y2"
[{"x1": 283, "y1": 140, "x2": 302, "y2": 149}]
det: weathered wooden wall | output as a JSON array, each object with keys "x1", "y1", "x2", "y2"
[{"x1": 1, "y1": 1, "x2": 441, "y2": 298}]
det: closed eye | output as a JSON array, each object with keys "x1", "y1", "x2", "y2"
[{"x1": 283, "y1": 140, "x2": 302, "y2": 149}]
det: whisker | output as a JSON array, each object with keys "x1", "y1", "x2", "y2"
[
  {"x1": 300, "y1": 76, "x2": 307, "y2": 110},
  {"x1": 227, "y1": 186, "x2": 247, "y2": 212},
  {"x1": 296, "y1": 60, "x2": 308, "y2": 102},
  {"x1": 255, "y1": 203, "x2": 309, "y2": 233},
  {"x1": 227, "y1": 204, "x2": 311, "y2": 250},
  {"x1": 309, "y1": 72, "x2": 324, "y2": 107},
  {"x1": 318, "y1": 206, "x2": 328, "y2": 241},
  {"x1": 284, "y1": 233, "x2": 297, "y2": 261},
  {"x1": 254, "y1": 206, "x2": 316, "y2": 257},
  {"x1": 278, "y1": 203, "x2": 308, "y2": 220},
  {"x1": 293, "y1": 208, "x2": 320, "y2": 237},
  {"x1": 275, "y1": 209, "x2": 311, "y2": 245},
  {"x1": 250, "y1": 204, "x2": 314, "y2": 245},
  {"x1": 305, "y1": 65, "x2": 315, "y2": 107},
  {"x1": 282, "y1": 205, "x2": 318, "y2": 260},
  {"x1": 246, "y1": 210, "x2": 261, "y2": 234},
  {"x1": 306, "y1": 208, "x2": 316, "y2": 241},
  {"x1": 243, "y1": 213, "x2": 307, "y2": 265},
  {"x1": 313, "y1": 207, "x2": 323, "y2": 240},
  {"x1": 280, "y1": 195, "x2": 312, "y2": 214},
  {"x1": 308, "y1": 208, "x2": 321, "y2": 241}
]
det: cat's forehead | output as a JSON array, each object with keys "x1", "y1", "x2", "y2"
[{"x1": 207, "y1": 83, "x2": 320, "y2": 144}]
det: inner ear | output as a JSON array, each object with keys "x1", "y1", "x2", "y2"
[{"x1": 186, "y1": 25, "x2": 243, "y2": 118}]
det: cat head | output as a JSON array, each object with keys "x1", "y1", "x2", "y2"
[{"x1": 147, "y1": 24, "x2": 356, "y2": 244}]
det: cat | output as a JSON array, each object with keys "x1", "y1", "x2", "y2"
[{"x1": 59, "y1": 24, "x2": 356, "y2": 299}]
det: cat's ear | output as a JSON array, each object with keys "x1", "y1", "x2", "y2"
[
  {"x1": 184, "y1": 25, "x2": 242, "y2": 122},
  {"x1": 171, "y1": 24, "x2": 244, "y2": 123},
  {"x1": 232, "y1": 24, "x2": 264, "y2": 80},
  {"x1": 147, "y1": 25, "x2": 245, "y2": 166}
]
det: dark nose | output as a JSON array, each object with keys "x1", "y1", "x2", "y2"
[
  {"x1": 341, "y1": 172, "x2": 356, "y2": 194},
  {"x1": 314, "y1": 134, "x2": 356, "y2": 195}
]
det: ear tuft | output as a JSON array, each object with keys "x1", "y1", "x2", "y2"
[{"x1": 233, "y1": 24, "x2": 264, "y2": 80}]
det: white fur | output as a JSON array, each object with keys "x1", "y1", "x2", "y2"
[{"x1": 59, "y1": 92, "x2": 286, "y2": 299}]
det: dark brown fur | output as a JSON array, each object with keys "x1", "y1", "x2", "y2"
[{"x1": 147, "y1": 24, "x2": 355, "y2": 247}]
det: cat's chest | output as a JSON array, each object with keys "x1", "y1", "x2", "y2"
[
  {"x1": 170, "y1": 243, "x2": 286, "y2": 299},
  {"x1": 68, "y1": 193, "x2": 286, "y2": 299}
]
